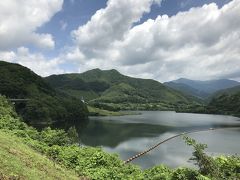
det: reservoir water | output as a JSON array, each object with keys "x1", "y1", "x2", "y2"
[{"x1": 80, "y1": 111, "x2": 240, "y2": 169}]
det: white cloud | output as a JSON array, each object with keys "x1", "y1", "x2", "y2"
[
  {"x1": 1, "y1": 47, "x2": 64, "y2": 76},
  {"x1": 0, "y1": 50, "x2": 16, "y2": 62},
  {"x1": 72, "y1": 0, "x2": 161, "y2": 58},
  {"x1": 70, "y1": 0, "x2": 240, "y2": 82},
  {"x1": 0, "y1": 0, "x2": 63, "y2": 50}
]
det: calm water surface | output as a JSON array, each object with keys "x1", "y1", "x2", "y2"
[{"x1": 79, "y1": 111, "x2": 240, "y2": 169}]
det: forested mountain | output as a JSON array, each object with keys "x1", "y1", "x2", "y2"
[
  {"x1": 206, "y1": 90, "x2": 240, "y2": 117},
  {"x1": 204, "y1": 85, "x2": 240, "y2": 117},
  {"x1": 0, "y1": 61, "x2": 88, "y2": 126},
  {"x1": 46, "y1": 69, "x2": 197, "y2": 110},
  {"x1": 164, "y1": 78, "x2": 240, "y2": 99},
  {"x1": 212, "y1": 85, "x2": 240, "y2": 97}
]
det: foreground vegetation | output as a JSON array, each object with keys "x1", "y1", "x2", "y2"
[
  {"x1": 0, "y1": 131, "x2": 79, "y2": 180},
  {"x1": 0, "y1": 95, "x2": 239, "y2": 179}
]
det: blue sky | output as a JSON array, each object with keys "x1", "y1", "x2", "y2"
[
  {"x1": 37, "y1": 0, "x2": 108, "y2": 54},
  {"x1": 0, "y1": 0, "x2": 239, "y2": 82}
]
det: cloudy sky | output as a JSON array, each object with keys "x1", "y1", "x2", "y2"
[{"x1": 0, "y1": 0, "x2": 240, "y2": 82}]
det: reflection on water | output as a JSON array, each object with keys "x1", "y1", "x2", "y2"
[{"x1": 79, "y1": 111, "x2": 240, "y2": 169}]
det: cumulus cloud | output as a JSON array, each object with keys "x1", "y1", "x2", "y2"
[
  {"x1": 116, "y1": 0, "x2": 240, "y2": 81},
  {"x1": 0, "y1": 0, "x2": 63, "y2": 50},
  {"x1": 1, "y1": 47, "x2": 64, "y2": 76},
  {"x1": 71, "y1": 0, "x2": 240, "y2": 82},
  {"x1": 72, "y1": 0, "x2": 161, "y2": 58}
]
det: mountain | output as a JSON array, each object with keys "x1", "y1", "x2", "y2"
[
  {"x1": 46, "y1": 69, "x2": 197, "y2": 110},
  {"x1": 164, "y1": 78, "x2": 240, "y2": 99},
  {"x1": 163, "y1": 82, "x2": 209, "y2": 99},
  {"x1": 206, "y1": 89, "x2": 240, "y2": 117},
  {"x1": 0, "y1": 61, "x2": 88, "y2": 125},
  {"x1": 212, "y1": 85, "x2": 240, "y2": 97}
]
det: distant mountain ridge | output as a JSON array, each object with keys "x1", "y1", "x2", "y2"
[
  {"x1": 163, "y1": 81, "x2": 209, "y2": 99},
  {"x1": 164, "y1": 78, "x2": 240, "y2": 99}
]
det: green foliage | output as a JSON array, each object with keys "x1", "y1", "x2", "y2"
[
  {"x1": 46, "y1": 146, "x2": 144, "y2": 179},
  {"x1": 183, "y1": 136, "x2": 220, "y2": 177},
  {"x1": 67, "y1": 126, "x2": 79, "y2": 143},
  {"x1": 40, "y1": 127, "x2": 73, "y2": 146},
  {"x1": 0, "y1": 61, "x2": 88, "y2": 126},
  {"x1": 0, "y1": 95, "x2": 17, "y2": 118},
  {"x1": 143, "y1": 165, "x2": 172, "y2": 179},
  {"x1": 183, "y1": 136, "x2": 240, "y2": 179},
  {"x1": 215, "y1": 156, "x2": 240, "y2": 179},
  {"x1": 171, "y1": 168, "x2": 202, "y2": 180}
]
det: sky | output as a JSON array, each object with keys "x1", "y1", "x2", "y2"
[{"x1": 0, "y1": 0, "x2": 240, "y2": 82}]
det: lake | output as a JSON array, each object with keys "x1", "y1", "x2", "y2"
[{"x1": 79, "y1": 111, "x2": 240, "y2": 169}]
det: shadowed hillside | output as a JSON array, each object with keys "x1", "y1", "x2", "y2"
[{"x1": 0, "y1": 61, "x2": 88, "y2": 126}]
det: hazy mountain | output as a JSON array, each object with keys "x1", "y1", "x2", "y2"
[
  {"x1": 163, "y1": 81, "x2": 209, "y2": 99},
  {"x1": 164, "y1": 78, "x2": 240, "y2": 99}
]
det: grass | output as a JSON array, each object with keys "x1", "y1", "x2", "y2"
[{"x1": 0, "y1": 131, "x2": 82, "y2": 180}]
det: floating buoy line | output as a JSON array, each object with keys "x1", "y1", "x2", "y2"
[{"x1": 124, "y1": 126, "x2": 240, "y2": 164}]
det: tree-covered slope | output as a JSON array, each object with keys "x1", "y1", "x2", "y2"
[
  {"x1": 206, "y1": 88, "x2": 240, "y2": 117},
  {"x1": 0, "y1": 61, "x2": 88, "y2": 125},
  {"x1": 212, "y1": 85, "x2": 240, "y2": 98},
  {"x1": 46, "y1": 69, "x2": 194, "y2": 106}
]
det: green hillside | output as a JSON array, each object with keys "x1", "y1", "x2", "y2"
[
  {"x1": 206, "y1": 89, "x2": 240, "y2": 117},
  {"x1": 211, "y1": 85, "x2": 240, "y2": 98},
  {"x1": 46, "y1": 69, "x2": 197, "y2": 110},
  {"x1": 0, "y1": 61, "x2": 88, "y2": 126},
  {"x1": 0, "y1": 131, "x2": 79, "y2": 180}
]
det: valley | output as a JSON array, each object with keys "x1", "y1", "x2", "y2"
[{"x1": 0, "y1": 61, "x2": 240, "y2": 179}]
